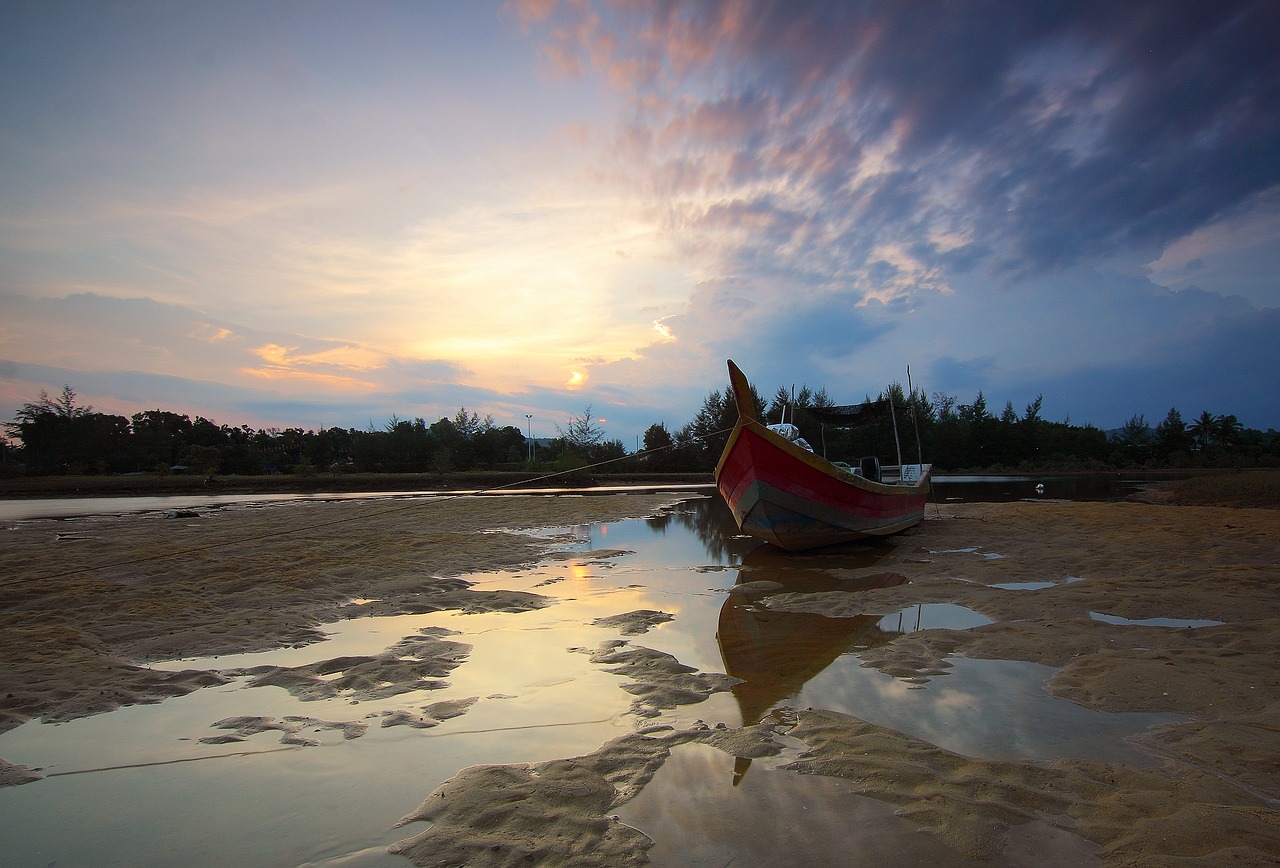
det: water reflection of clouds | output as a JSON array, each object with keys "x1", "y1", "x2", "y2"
[
  {"x1": 1089, "y1": 612, "x2": 1224, "y2": 628},
  {"x1": 0, "y1": 496, "x2": 754, "y2": 866},
  {"x1": 6, "y1": 492, "x2": 1186, "y2": 867},
  {"x1": 618, "y1": 743, "x2": 971, "y2": 865},
  {"x1": 939, "y1": 546, "x2": 1007, "y2": 559},
  {"x1": 800, "y1": 656, "x2": 1180, "y2": 764},
  {"x1": 876, "y1": 603, "x2": 993, "y2": 633},
  {"x1": 993, "y1": 576, "x2": 1088, "y2": 590}
]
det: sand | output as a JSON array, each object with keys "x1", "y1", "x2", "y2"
[
  {"x1": 387, "y1": 499, "x2": 1280, "y2": 866},
  {"x1": 3, "y1": 492, "x2": 1278, "y2": 865},
  {"x1": 0, "y1": 492, "x2": 688, "y2": 733}
]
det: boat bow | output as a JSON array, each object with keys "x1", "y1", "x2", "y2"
[{"x1": 714, "y1": 360, "x2": 931, "y2": 551}]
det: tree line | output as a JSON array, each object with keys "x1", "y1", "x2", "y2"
[
  {"x1": 2, "y1": 381, "x2": 1276, "y2": 480},
  {"x1": 0, "y1": 387, "x2": 626, "y2": 478},
  {"x1": 645, "y1": 381, "x2": 1279, "y2": 473}
]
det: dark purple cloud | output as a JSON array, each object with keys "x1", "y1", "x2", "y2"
[
  {"x1": 532, "y1": 0, "x2": 1280, "y2": 277},
  {"x1": 517, "y1": 0, "x2": 1280, "y2": 427}
]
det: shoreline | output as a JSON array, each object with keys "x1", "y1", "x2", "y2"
[
  {"x1": 2, "y1": 466, "x2": 1264, "y2": 500},
  {"x1": 0, "y1": 470, "x2": 714, "y2": 499}
]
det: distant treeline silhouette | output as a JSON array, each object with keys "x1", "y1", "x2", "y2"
[
  {"x1": 2, "y1": 383, "x2": 1277, "y2": 479},
  {"x1": 1, "y1": 387, "x2": 641, "y2": 479}
]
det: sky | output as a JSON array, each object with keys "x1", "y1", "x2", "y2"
[{"x1": 2, "y1": 0, "x2": 1278, "y2": 448}]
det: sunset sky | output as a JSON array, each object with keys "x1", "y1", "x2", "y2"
[{"x1": 3, "y1": 0, "x2": 1278, "y2": 446}]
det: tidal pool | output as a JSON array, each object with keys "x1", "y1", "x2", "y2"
[
  {"x1": 1089, "y1": 611, "x2": 1226, "y2": 628},
  {"x1": 0, "y1": 496, "x2": 1179, "y2": 865}
]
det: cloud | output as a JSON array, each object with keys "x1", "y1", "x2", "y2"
[
  {"x1": 0, "y1": 289, "x2": 686, "y2": 442},
  {"x1": 529, "y1": 2, "x2": 1280, "y2": 280},
  {"x1": 0, "y1": 353, "x2": 523, "y2": 435},
  {"x1": 1145, "y1": 186, "x2": 1280, "y2": 307},
  {"x1": 4, "y1": 2, "x2": 1277, "y2": 442},
  {"x1": 0, "y1": 291, "x2": 476, "y2": 425},
  {"x1": 1003, "y1": 304, "x2": 1280, "y2": 429},
  {"x1": 909, "y1": 272, "x2": 1280, "y2": 428},
  {"x1": 1, "y1": 292, "x2": 397, "y2": 388},
  {"x1": 513, "y1": 1, "x2": 1280, "y2": 429}
]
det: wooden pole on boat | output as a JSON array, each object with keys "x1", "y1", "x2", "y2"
[
  {"x1": 889, "y1": 386, "x2": 903, "y2": 469},
  {"x1": 907, "y1": 365, "x2": 924, "y2": 467}
]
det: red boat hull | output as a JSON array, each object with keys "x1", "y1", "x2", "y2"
[{"x1": 714, "y1": 361, "x2": 930, "y2": 551}]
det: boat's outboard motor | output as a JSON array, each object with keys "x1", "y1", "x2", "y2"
[{"x1": 860, "y1": 456, "x2": 881, "y2": 483}]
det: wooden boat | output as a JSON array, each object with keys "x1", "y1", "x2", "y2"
[{"x1": 714, "y1": 360, "x2": 932, "y2": 551}]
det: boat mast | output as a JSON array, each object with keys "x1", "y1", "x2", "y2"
[
  {"x1": 907, "y1": 365, "x2": 924, "y2": 467},
  {"x1": 888, "y1": 386, "x2": 903, "y2": 468}
]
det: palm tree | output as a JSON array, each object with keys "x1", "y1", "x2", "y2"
[
  {"x1": 1214, "y1": 414, "x2": 1244, "y2": 446},
  {"x1": 1187, "y1": 410, "x2": 1219, "y2": 450}
]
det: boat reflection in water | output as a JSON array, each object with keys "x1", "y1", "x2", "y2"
[{"x1": 715, "y1": 543, "x2": 909, "y2": 783}]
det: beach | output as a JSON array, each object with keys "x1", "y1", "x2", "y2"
[
  {"x1": 0, "y1": 493, "x2": 691, "y2": 732},
  {"x1": 1, "y1": 490, "x2": 1278, "y2": 864}
]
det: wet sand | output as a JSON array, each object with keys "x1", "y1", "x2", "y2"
[
  {"x1": 0, "y1": 493, "x2": 688, "y2": 732},
  {"x1": 2, "y1": 493, "x2": 1278, "y2": 864}
]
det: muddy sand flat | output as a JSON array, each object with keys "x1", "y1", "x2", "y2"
[
  {"x1": 0, "y1": 493, "x2": 690, "y2": 731},
  {"x1": 2, "y1": 494, "x2": 1278, "y2": 865}
]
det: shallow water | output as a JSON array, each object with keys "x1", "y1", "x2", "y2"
[
  {"x1": 931, "y1": 474, "x2": 1156, "y2": 503},
  {"x1": 0, "y1": 496, "x2": 1178, "y2": 865},
  {"x1": 617, "y1": 742, "x2": 1104, "y2": 867},
  {"x1": 0, "y1": 471, "x2": 1157, "y2": 523},
  {"x1": 994, "y1": 577, "x2": 1085, "y2": 590},
  {"x1": 0, "y1": 491, "x2": 387, "y2": 522},
  {"x1": 1089, "y1": 611, "x2": 1225, "y2": 629},
  {"x1": 0, "y1": 483, "x2": 715, "y2": 523}
]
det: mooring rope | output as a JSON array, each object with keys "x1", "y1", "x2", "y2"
[
  {"x1": 11, "y1": 427, "x2": 736, "y2": 584},
  {"x1": 12, "y1": 419, "x2": 943, "y2": 584}
]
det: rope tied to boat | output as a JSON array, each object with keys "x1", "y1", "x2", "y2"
[{"x1": 11, "y1": 426, "x2": 737, "y2": 584}]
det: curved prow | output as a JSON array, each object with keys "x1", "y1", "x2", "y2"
[{"x1": 726, "y1": 360, "x2": 757, "y2": 423}]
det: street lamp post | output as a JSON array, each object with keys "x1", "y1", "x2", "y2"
[{"x1": 524, "y1": 414, "x2": 533, "y2": 464}]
